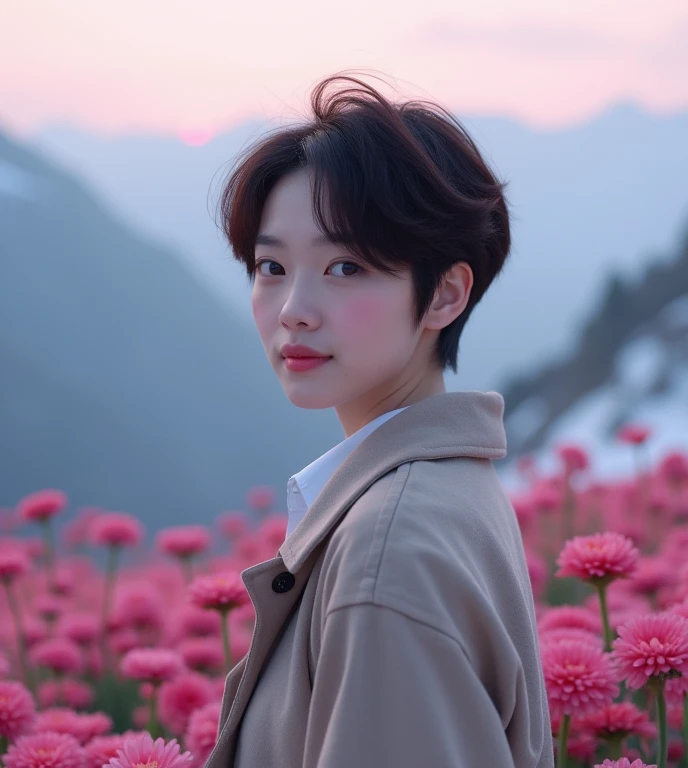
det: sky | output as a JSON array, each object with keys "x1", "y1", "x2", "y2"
[{"x1": 2, "y1": 0, "x2": 687, "y2": 141}]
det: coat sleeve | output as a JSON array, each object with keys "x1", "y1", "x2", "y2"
[{"x1": 302, "y1": 602, "x2": 516, "y2": 768}]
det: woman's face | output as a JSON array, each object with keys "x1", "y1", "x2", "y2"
[{"x1": 251, "y1": 167, "x2": 468, "y2": 437}]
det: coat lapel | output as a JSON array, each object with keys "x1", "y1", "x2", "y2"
[
  {"x1": 206, "y1": 550, "x2": 323, "y2": 764},
  {"x1": 280, "y1": 390, "x2": 507, "y2": 573},
  {"x1": 206, "y1": 390, "x2": 507, "y2": 766}
]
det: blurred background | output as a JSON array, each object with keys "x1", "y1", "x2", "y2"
[{"x1": 1, "y1": 0, "x2": 687, "y2": 538}]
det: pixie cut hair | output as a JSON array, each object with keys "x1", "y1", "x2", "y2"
[{"x1": 216, "y1": 71, "x2": 511, "y2": 374}]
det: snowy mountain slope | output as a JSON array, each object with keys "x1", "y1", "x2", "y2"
[{"x1": 498, "y1": 234, "x2": 688, "y2": 489}]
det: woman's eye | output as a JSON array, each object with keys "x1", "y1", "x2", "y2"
[
  {"x1": 255, "y1": 260, "x2": 280, "y2": 277},
  {"x1": 330, "y1": 261, "x2": 363, "y2": 277},
  {"x1": 254, "y1": 260, "x2": 363, "y2": 277}
]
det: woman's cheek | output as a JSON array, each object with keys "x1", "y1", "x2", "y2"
[
  {"x1": 340, "y1": 295, "x2": 391, "y2": 335},
  {"x1": 251, "y1": 296, "x2": 274, "y2": 344}
]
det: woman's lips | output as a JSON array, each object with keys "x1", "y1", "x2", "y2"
[{"x1": 283, "y1": 356, "x2": 332, "y2": 372}]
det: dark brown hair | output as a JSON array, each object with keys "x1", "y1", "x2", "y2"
[{"x1": 215, "y1": 70, "x2": 511, "y2": 374}]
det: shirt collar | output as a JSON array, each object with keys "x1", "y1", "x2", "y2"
[
  {"x1": 279, "y1": 390, "x2": 507, "y2": 573},
  {"x1": 289, "y1": 406, "x2": 410, "y2": 509}
]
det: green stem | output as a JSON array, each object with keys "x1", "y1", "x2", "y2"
[
  {"x1": 557, "y1": 713, "x2": 570, "y2": 768},
  {"x1": 654, "y1": 681, "x2": 667, "y2": 768},
  {"x1": 220, "y1": 609, "x2": 232, "y2": 673},
  {"x1": 54, "y1": 671, "x2": 64, "y2": 706},
  {"x1": 3, "y1": 579, "x2": 34, "y2": 694},
  {"x1": 562, "y1": 480, "x2": 575, "y2": 546},
  {"x1": 180, "y1": 555, "x2": 193, "y2": 585},
  {"x1": 605, "y1": 733, "x2": 623, "y2": 760},
  {"x1": 596, "y1": 583, "x2": 614, "y2": 653},
  {"x1": 0, "y1": 733, "x2": 7, "y2": 756},
  {"x1": 100, "y1": 544, "x2": 120, "y2": 675},
  {"x1": 147, "y1": 683, "x2": 162, "y2": 738},
  {"x1": 683, "y1": 694, "x2": 688, "y2": 768}
]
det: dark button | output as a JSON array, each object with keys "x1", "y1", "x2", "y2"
[{"x1": 272, "y1": 571, "x2": 296, "y2": 593}]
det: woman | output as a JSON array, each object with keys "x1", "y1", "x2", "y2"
[{"x1": 205, "y1": 70, "x2": 553, "y2": 767}]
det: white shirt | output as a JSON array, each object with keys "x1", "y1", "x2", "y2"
[{"x1": 286, "y1": 407, "x2": 410, "y2": 539}]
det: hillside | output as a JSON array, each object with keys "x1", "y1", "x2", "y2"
[
  {"x1": 499, "y1": 225, "x2": 688, "y2": 483},
  {"x1": 0, "y1": 130, "x2": 343, "y2": 536}
]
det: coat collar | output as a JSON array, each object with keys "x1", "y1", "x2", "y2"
[{"x1": 279, "y1": 390, "x2": 507, "y2": 573}]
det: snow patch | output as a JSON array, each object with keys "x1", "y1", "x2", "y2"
[{"x1": 613, "y1": 335, "x2": 667, "y2": 394}]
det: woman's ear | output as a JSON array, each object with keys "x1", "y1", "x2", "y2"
[{"x1": 425, "y1": 262, "x2": 474, "y2": 331}]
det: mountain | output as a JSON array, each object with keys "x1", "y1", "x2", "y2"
[
  {"x1": 30, "y1": 102, "x2": 688, "y2": 392},
  {"x1": 498, "y1": 225, "x2": 688, "y2": 487},
  {"x1": 0, "y1": 130, "x2": 344, "y2": 538}
]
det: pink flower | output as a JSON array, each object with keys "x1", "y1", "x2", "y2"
[
  {"x1": 0, "y1": 651, "x2": 8, "y2": 677},
  {"x1": 30, "y1": 708, "x2": 109, "y2": 745},
  {"x1": 83, "y1": 734, "x2": 128, "y2": 768},
  {"x1": 659, "y1": 451, "x2": 688, "y2": 485},
  {"x1": 538, "y1": 606, "x2": 603, "y2": 635},
  {"x1": 185, "y1": 701, "x2": 221, "y2": 766},
  {"x1": 173, "y1": 605, "x2": 222, "y2": 639},
  {"x1": 0, "y1": 549, "x2": 32, "y2": 583},
  {"x1": 176, "y1": 637, "x2": 224, "y2": 673},
  {"x1": 89, "y1": 513, "x2": 144, "y2": 548},
  {"x1": 216, "y1": 512, "x2": 249, "y2": 540},
  {"x1": 612, "y1": 612, "x2": 688, "y2": 689},
  {"x1": 74, "y1": 712, "x2": 113, "y2": 743},
  {"x1": 595, "y1": 760, "x2": 657, "y2": 768},
  {"x1": 34, "y1": 593, "x2": 66, "y2": 620},
  {"x1": 0, "y1": 681, "x2": 36, "y2": 741},
  {"x1": 188, "y1": 571, "x2": 249, "y2": 612},
  {"x1": 120, "y1": 648, "x2": 184, "y2": 683},
  {"x1": 158, "y1": 671, "x2": 216, "y2": 736},
  {"x1": 58, "y1": 612, "x2": 100, "y2": 646},
  {"x1": 31, "y1": 707, "x2": 84, "y2": 739},
  {"x1": 556, "y1": 532, "x2": 640, "y2": 585},
  {"x1": 109, "y1": 628, "x2": 139, "y2": 656},
  {"x1": 30, "y1": 637, "x2": 83, "y2": 675},
  {"x1": 156, "y1": 526, "x2": 211, "y2": 558},
  {"x1": 245, "y1": 485, "x2": 276, "y2": 511},
  {"x1": 257, "y1": 515, "x2": 288, "y2": 550},
  {"x1": 579, "y1": 701, "x2": 656, "y2": 740},
  {"x1": 617, "y1": 424, "x2": 652, "y2": 445},
  {"x1": 17, "y1": 490, "x2": 67, "y2": 523},
  {"x1": 3, "y1": 731, "x2": 85, "y2": 768},
  {"x1": 542, "y1": 638, "x2": 618, "y2": 718},
  {"x1": 21, "y1": 616, "x2": 48, "y2": 647},
  {"x1": 51, "y1": 566, "x2": 77, "y2": 597},
  {"x1": 37, "y1": 678, "x2": 93, "y2": 709},
  {"x1": 628, "y1": 556, "x2": 676, "y2": 596},
  {"x1": 235, "y1": 534, "x2": 261, "y2": 563},
  {"x1": 539, "y1": 627, "x2": 603, "y2": 649},
  {"x1": 110, "y1": 582, "x2": 165, "y2": 633},
  {"x1": 557, "y1": 444, "x2": 590, "y2": 475},
  {"x1": 61, "y1": 507, "x2": 101, "y2": 549},
  {"x1": 104, "y1": 731, "x2": 193, "y2": 768}
]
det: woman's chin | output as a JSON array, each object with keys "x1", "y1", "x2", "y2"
[{"x1": 283, "y1": 387, "x2": 337, "y2": 410}]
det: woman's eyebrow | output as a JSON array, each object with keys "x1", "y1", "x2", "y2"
[{"x1": 255, "y1": 233, "x2": 347, "y2": 247}]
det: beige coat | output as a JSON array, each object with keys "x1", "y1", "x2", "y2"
[{"x1": 204, "y1": 391, "x2": 554, "y2": 767}]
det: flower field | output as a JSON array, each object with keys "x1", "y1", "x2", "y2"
[{"x1": 1, "y1": 425, "x2": 687, "y2": 767}]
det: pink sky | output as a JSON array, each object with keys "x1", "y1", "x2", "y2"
[{"x1": 2, "y1": 0, "x2": 687, "y2": 141}]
